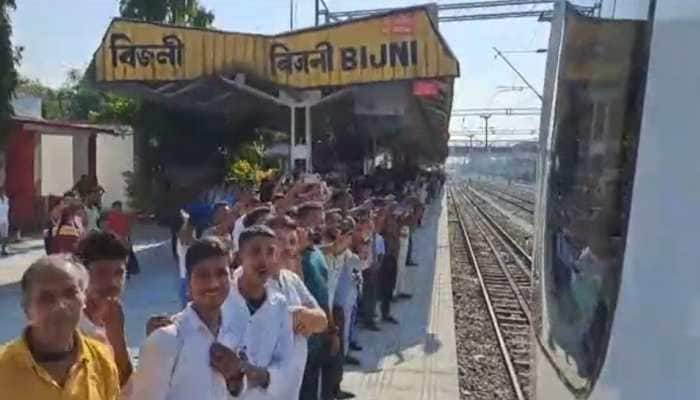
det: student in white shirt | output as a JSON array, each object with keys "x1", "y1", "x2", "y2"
[
  {"x1": 263, "y1": 215, "x2": 328, "y2": 395},
  {"x1": 130, "y1": 238, "x2": 243, "y2": 400},
  {"x1": 231, "y1": 195, "x2": 262, "y2": 253},
  {"x1": 322, "y1": 217, "x2": 358, "y2": 398},
  {"x1": 361, "y1": 206, "x2": 386, "y2": 331},
  {"x1": 220, "y1": 225, "x2": 296, "y2": 399},
  {"x1": 175, "y1": 211, "x2": 196, "y2": 307},
  {"x1": 76, "y1": 230, "x2": 134, "y2": 390}
]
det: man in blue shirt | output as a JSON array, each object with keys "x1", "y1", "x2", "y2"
[{"x1": 298, "y1": 202, "x2": 349, "y2": 400}]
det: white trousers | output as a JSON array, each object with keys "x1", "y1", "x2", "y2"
[
  {"x1": 342, "y1": 284, "x2": 358, "y2": 355},
  {"x1": 395, "y1": 227, "x2": 410, "y2": 296}
]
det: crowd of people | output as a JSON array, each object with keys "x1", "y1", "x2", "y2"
[
  {"x1": 42, "y1": 175, "x2": 140, "y2": 276},
  {"x1": 0, "y1": 168, "x2": 445, "y2": 400}
]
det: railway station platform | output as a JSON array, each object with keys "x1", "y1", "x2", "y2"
[
  {"x1": 343, "y1": 192, "x2": 460, "y2": 400},
  {"x1": 0, "y1": 194, "x2": 460, "y2": 400}
]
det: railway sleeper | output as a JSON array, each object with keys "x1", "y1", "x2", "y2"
[
  {"x1": 499, "y1": 323, "x2": 530, "y2": 333},
  {"x1": 497, "y1": 316, "x2": 528, "y2": 325},
  {"x1": 509, "y1": 348, "x2": 530, "y2": 358},
  {"x1": 495, "y1": 309, "x2": 525, "y2": 318},
  {"x1": 482, "y1": 274, "x2": 509, "y2": 282},
  {"x1": 494, "y1": 305, "x2": 523, "y2": 313}
]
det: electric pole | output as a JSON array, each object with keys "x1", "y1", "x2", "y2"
[
  {"x1": 290, "y1": 0, "x2": 294, "y2": 30},
  {"x1": 480, "y1": 115, "x2": 491, "y2": 151},
  {"x1": 315, "y1": 0, "x2": 319, "y2": 26}
]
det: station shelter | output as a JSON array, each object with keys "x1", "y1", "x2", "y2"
[{"x1": 87, "y1": 5, "x2": 460, "y2": 174}]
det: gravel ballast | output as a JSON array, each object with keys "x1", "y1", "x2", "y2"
[{"x1": 448, "y1": 204, "x2": 517, "y2": 400}]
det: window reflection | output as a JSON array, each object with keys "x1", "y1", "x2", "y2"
[{"x1": 533, "y1": 4, "x2": 649, "y2": 396}]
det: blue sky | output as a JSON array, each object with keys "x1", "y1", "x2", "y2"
[{"x1": 10, "y1": 0, "x2": 607, "y2": 137}]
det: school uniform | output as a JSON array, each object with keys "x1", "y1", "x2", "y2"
[
  {"x1": 268, "y1": 269, "x2": 320, "y2": 395},
  {"x1": 222, "y1": 273, "x2": 296, "y2": 400},
  {"x1": 130, "y1": 305, "x2": 236, "y2": 400}
]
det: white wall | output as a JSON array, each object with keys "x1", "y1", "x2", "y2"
[
  {"x1": 96, "y1": 134, "x2": 133, "y2": 210},
  {"x1": 40, "y1": 135, "x2": 74, "y2": 196}
]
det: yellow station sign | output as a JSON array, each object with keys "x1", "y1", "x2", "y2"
[{"x1": 94, "y1": 7, "x2": 459, "y2": 89}]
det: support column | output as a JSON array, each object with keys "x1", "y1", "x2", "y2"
[
  {"x1": 289, "y1": 106, "x2": 296, "y2": 172},
  {"x1": 305, "y1": 105, "x2": 312, "y2": 173}
]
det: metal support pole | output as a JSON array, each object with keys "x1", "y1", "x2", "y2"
[
  {"x1": 315, "y1": 0, "x2": 319, "y2": 26},
  {"x1": 290, "y1": 0, "x2": 294, "y2": 30},
  {"x1": 305, "y1": 106, "x2": 312, "y2": 172},
  {"x1": 289, "y1": 107, "x2": 295, "y2": 172},
  {"x1": 493, "y1": 47, "x2": 544, "y2": 101},
  {"x1": 480, "y1": 115, "x2": 491, "y2": 151}
]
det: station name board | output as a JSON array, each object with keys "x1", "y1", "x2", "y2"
[{"x1": 95, "y1": 8, "x2": 459, "y2": 88}]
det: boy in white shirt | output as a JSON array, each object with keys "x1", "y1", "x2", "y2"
[
  {"x1": 220, "y1": 225, "x2": 296, "y2": 399},
  {"x1": 264, "y1": 215, "x2": 328, "y2": 395},
  {"x1": 130, "y1": 238, "x2": 243, "y2": 400},
  {"x1": 77, "y1": 230, "x2": 133, "y2": 390}
]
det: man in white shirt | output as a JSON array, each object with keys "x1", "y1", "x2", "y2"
[
  {"x1": 262, "y1": 215, "x2": 328, "y2": 395},
  {"x1": 175, "y1": 211, "x2": 196, "y2": 307},
  {"x1": 130, "y1": 238, "x2": 244, "y2": 400},
  {"x1": 76, "y1": 230, "x2": 133, "y2": 389},
  {"x1": 220, "y1": 225, "x2": 296, "y2": 399},
  {"x1": 0, "y1": 187, "x2": 10, "y2": 256},
  {"x1": 231, "y1": 195, "x2": 261, "y2": 253},
  {"x1": 361, "y1": 203, "x2": 386, "y2": 331},
  {"x1": 322, "y1": 217, "x2": 358, "y2": 399}
]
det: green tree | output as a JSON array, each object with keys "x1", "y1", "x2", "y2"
[
  {"x1": 60, "y1": 69, "x2": 104, "y2": 120},
  {"x1": 17, "y1": 71, "x2": 140, "y2": 125},
  {"x1": 0, "y1": 0, "x2": 19, "y2": 138},
  {"x1": 119, "y1": 0, "x2": 214, "y2": 27}
]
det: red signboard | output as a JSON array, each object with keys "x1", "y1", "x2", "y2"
[
  {"x1": 382, "y1": 13, "x2": 416, "y2": 34},
  {"x1": 412, "y1": 80, "x2": 441, "y2": 97}
]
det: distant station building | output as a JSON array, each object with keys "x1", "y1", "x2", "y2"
[{"x1": 5, "y1": 93, "x2": 132, "y2": 231}]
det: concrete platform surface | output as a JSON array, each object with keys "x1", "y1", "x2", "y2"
[
  {"x1": 0, "y1": 194, "x2": 459, "y2": 400},
  {"x1": 343, "y1": 193, "x2": 459, "y2": 400}
]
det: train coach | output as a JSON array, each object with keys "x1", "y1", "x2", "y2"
[{"x1": 533, "y1": 1, "x2": 699, "y2": 399}]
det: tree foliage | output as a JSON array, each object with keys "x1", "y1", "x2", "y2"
[
  {"x1": 226, "y1": 141, "x2": 277, "y2": 189},
  {"x1": 119, "y1": 0, "x2": 214, "y2": 27},
  {"x1": 17, "y1": 70, "x2": 139, "y2": 125},
  {"x1": 0, "y1": 0, "x2": 19, "y2": 137}
]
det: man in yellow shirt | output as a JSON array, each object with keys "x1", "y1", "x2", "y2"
[{"x1": 0, "y1": 255, "x2": 120, "y2": 399}]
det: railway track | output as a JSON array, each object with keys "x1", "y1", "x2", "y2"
[
  {"x1": 467, "y1": 185, "x2": 534, "y2": 258},
  {"x1": 449, "y1": 186, "x2": 533, "y2": 400},
  {"x1": 473, "y1": 184, "x2": 535, "y2": 214}
]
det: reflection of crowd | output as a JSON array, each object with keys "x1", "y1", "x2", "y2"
[
  {"x1": 0, "y1": 167, "x2": 444, "y2": 400},
  {"x1": 548, "y1": 178, "x2": 622, "y2": 380}
]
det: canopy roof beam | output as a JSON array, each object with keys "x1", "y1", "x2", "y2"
[{"x1": 218, "y1": 75, "x2": 290, "y2": 108}]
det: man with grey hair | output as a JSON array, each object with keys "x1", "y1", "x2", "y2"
[{"x1": 0, "y1": 255, "x2": 120, "y2": 399}]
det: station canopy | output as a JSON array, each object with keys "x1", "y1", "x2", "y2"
[{"x1": 87, "y1": 5, "x2": 460, "y2": 161}]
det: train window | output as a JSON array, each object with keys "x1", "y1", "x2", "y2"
[{"x1": 532, "y1": 4, "x2": 650, "y2": 396}]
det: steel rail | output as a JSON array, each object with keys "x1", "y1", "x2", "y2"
[
  {"x1": 473, "y1": 184, "x2": 535, "y2": 214},
  {"x1": 465, "y1": 186, "x2": 533, "y2": 266},
  {"x1": 449, "y1": 187, "x2": 531, "y2": 400},
  {"x1": 463, "y1": 186, "x2": 533, "y2": 275}
]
